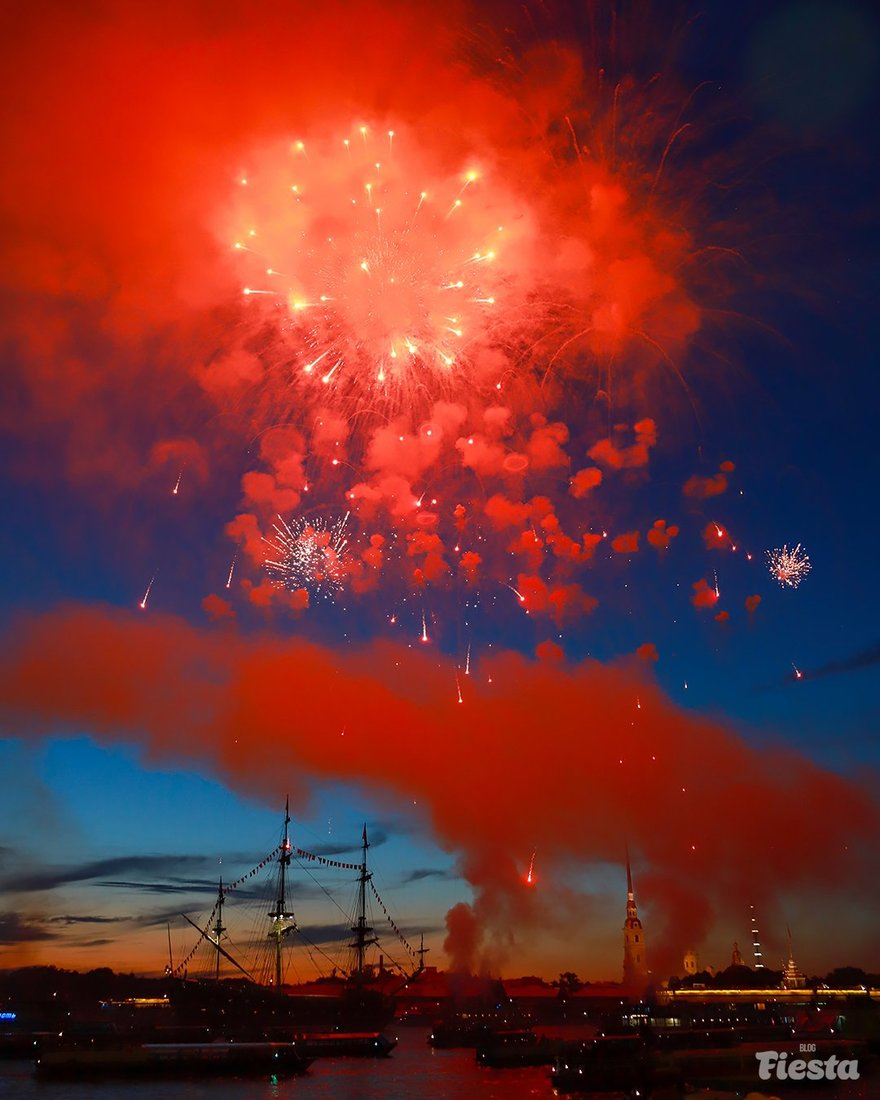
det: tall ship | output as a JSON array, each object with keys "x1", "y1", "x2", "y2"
[{"x1": 167, "y1": 800, "x2": 421, "y2": 1038}]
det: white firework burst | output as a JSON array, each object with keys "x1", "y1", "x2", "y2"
[
  {"x1": 264, "y1": 512, "x2": 350, "y2": 598},
  {"x1": 766, "y1": 543, "x2": 811, "y2": 589}
]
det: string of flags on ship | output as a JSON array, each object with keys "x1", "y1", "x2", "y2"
[
  {"x1": 168, "y1": 846, "x2": 286, "y2": 976},
  {"x1": 168, "y1": 840, "x2": 416, "y2": 975},
  {"x1": 292, "y1": 845, "x2": 365, "y2": 871},
  {"x1": 370, "y1": 878, "x2": 417, "y2": 959},
  {"x1": 222, "y1": 843, "x2": 285, "y2": 894}
]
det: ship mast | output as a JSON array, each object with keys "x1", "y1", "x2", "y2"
[
  {"x1": 416, "y1": 932, "x2": 430, "y2": 974},
  {"x1": 212, "y1": 878, "x2": 225, "y2": 981},
  {"x1": 350, "y1": 824, "x2": 378, "y2": 979},
  {"x1": 267, "y1": 797, "x2": 296, "y2": 986}
]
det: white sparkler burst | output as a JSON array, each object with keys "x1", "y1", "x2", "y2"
[
  {"x1": 264, "y1": 512, "x2": 350, "y2": 598},
  {"x1": 766, "y1": 543, "x2": 811, "y2": 589}
]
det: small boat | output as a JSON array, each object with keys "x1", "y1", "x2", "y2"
[
  {"x1": 35, "y1": 1039, "x2": 313, "y2": 1079},
  {"x1": 296, "y1": 1030, "x2": 397, "y2": 1058},
  {"x1": 475, "y1": 1028, "x2": 559, "y2": 1067}
]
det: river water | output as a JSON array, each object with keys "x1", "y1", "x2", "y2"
[{"x1": 0, "y1": 1028, "x2": 872, "y2": 1099}]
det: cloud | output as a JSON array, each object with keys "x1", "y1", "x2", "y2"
[
  {"x1": 400, "y1": 867, "x2": 457, "y2": 885},
  {"x1": 1, "y1": 854, "x2": 218, "y2": 894},
  {"x1": 0, "y1": 912, "x2": 59, "y2": 945},
  {"x1": 611, "y1": 530, "x2": 640, "y2": 554},
  {"x1": 570, "y1": 466, "x2": 603, "y2": 497},
  {"x1": 646, "y1": 519, "x2": 679, "y2": 551},
  {"x1": 0, "y1": 603, "x2": 877, "y2": 976},
  {"x1": 683, "y1": 461, "x2": 735, "y2": 501},
  {"x1": 691, "y1": 578, "x2": 720, "y2": 610},
  {"x1": 202, "y1": 593, "x2": 235, "y2": 622},
  {"x1": 46, "y1": 914, "x2": 126, "y2": 926},
  {"x1": 792, "y1": 642, "x2": 880, "y2": 683}
]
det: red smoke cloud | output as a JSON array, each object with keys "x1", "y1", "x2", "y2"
[
  {"x1": 683, "y1": 461, "x2": 735, "y2": 500},
  {"x1": 691, "y1": 578, "x2": 720, "y2": 610},
  {"x1": 0, "y1": 1, "x2": 807, "y2": 980},
  {"x1": 647, "y1": 519, "x2": 679, "y2": 551},
  {"x1": 1, "y1": 604, "x2": 877, "y2": 976},
  {"x1": 0, "y1": 0, "x2": 741, "y2": 633},
  {"x1": 202, "y1": 594, "x2": 235, "y2": 622},
  {"x1": 0, "y1": 2, "x2": 713, "y2": 504},
  {"x1": 612, "y1": 531, "x2": 640, "y2": 555}
]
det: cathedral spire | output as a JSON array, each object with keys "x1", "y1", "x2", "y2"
[{"x1": 622, "y1": 847, "x2": 648, "y2": 990}]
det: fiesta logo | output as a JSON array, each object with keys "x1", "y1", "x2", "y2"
[{"x1": 755, "y1": 1049, "x2": 860, "y2": 1082}]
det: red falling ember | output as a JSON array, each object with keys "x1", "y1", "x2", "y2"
[
  {"x1": 139, "y1": 574, "x2": 155, "y2": 610},
  {"x1": 525, "y1": 850, "x2": 537, "y2": 887}
]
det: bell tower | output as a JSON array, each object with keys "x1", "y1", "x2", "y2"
[{"x1": 622, "y1": 847, "x2": 648, "y2": 989}]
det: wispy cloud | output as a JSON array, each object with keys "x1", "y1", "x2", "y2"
[
  {"x1": 46, "y1": 914, "x2": 126, "y2": 926},
  {"x1": 795, "y1": 642, "x2": 880, "y2": 683},
  {"x1": 0, "y1": 912, "x2": 58, "y2": 944},
  {"x1": 399, "y1": 866, "x2": 457, "y2": 885},
  {"x1": 2, "y1": 854, "x2": 216, "y2": 894}
]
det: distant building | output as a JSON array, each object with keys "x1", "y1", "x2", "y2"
[
  {"x1": 683, "y1": 949, "x2": 699, "y2": 976},
  {"x1": 750, "y1": 904, "x2": 764, "y2": 969},
  {"x1": 782, "y1": 929, "x2": 807, "y2": 989},
  {"x1": 622, "y1": 849, "x2": 648, "y2": 989},
  {"x1": 731, "y1": 942, "x2": 743, "y2": 967}
]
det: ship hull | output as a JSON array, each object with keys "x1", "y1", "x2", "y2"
[
  {"x1": 169, "y1": 977, "x2": 395, "y2": 1038},
  {"x1": 35, "y1": 1040, "x2": 312, "y2": 1079}
]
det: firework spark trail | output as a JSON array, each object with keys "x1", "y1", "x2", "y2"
[
  {"x1": 231, "y1": 125, "x2": 532, "y2": 420},
  {"x1": 139, "y1": 574, "x2": 155, "y2": 610},
  {"x1": 226, "y1": 556, "x2": 237, "y2": 590},
  {"x1": 767, "y1": 544, "x2": 811, "y2": 589},
  {"x1": 506, "y1": 583, "x2": 526, "y2": 604},
  {"x1": 526, "y1": 850, "x2": 536, "y2": 885},
  {"x1": 263, "y1": 512, "x2": 350, "y2": 598}
]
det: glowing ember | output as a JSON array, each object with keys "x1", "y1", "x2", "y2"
[
  {"x1": 767, "y1": 543, "x2": 811, "y2": 589},
  {"x1": 139, "y1": 574, "x2": 155, "y2": 610}
]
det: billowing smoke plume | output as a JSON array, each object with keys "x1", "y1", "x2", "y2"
[{"x1": 1, "y1": 604, "x2": 876, "y2": 975}]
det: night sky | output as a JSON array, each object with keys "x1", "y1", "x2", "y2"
[{"x1": 1, "y1": 0, "x2": 878, "y2": 983}]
